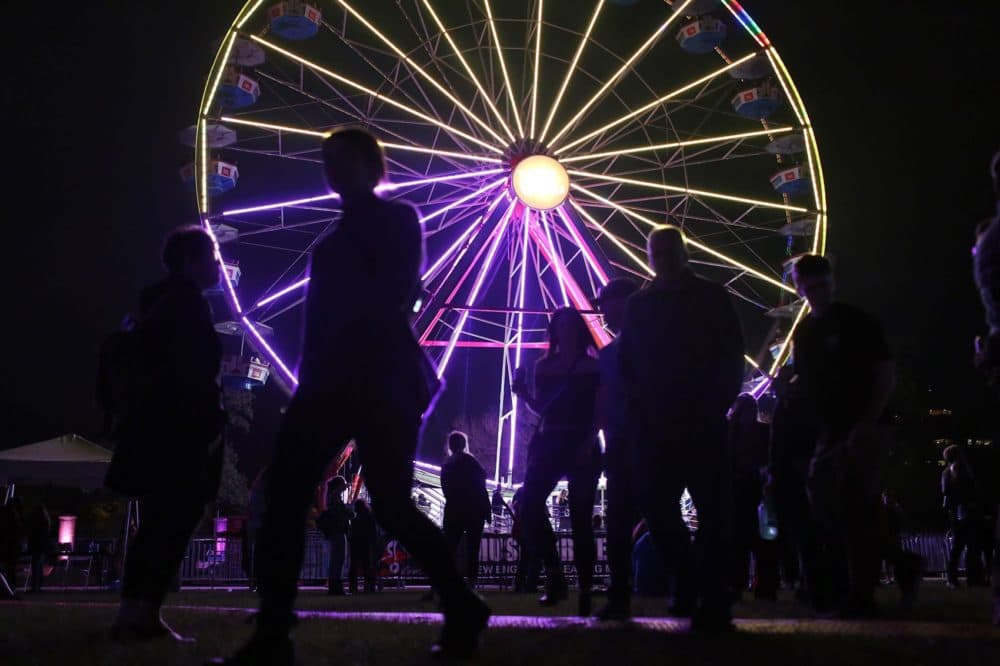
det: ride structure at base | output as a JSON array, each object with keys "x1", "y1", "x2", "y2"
[{"x1": 190, "y1": 0, "x2": 828, "y2": 485}]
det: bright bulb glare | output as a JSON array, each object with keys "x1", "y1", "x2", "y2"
[{"x1": 511, "y1": 156, "x2": 569, "y2": 211}]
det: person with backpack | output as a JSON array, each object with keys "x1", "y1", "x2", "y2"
[{"x1": 104, "y1": 225, "x2": 225, "y2": 642}]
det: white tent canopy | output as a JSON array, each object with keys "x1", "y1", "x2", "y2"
[{"x1": 0, "y1": 434, "x2": 112, "y2": 492}]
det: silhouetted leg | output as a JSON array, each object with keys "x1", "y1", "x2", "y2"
[
  {"x1": 633, "y1": 441, "x2": 690, "y2": 608},
  {"x1": 327, "y1": 535, "x2": 345, "y2": 593},
  {"x1": 568, "y1": 454, "x2": 599, "y2": 594},
  {"x1": 122, "y1": 490, "x2": 205, "y2": 607},
  {"x1": 687, "y1": 430, "x2": 732, "y2": 618},
  {"x1": 465, "y1": 524, "x2": 484, "y2": 586},
  {"x1": 257, "y1": 395, "x2": 349, "y2": 634},
  {"x1": 520, "y1": 442, "x2": 566, "y2": 585},
  {"x1": 357, "y1": 411, "x2": 468, "y2": 609},
  {"x1": 604, "y1": 436, "x2": 635, "y2": 607},
  {"x1": 948, "y1": 520, "x2": 966, "y2": 586}
]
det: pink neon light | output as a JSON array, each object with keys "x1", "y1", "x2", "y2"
[
  {"x1": 436, "y1": 199, "x2": 519, "y2": 378},
  {"x1": 508, "y1": 212, "x2": 532, "y2": 481},
  {"x1": 423, "y1": 341, "x2": 550, "y2": 349},
  {"x1": 241, "y1": 316, "x2": 298, "y2": 387},
  {"x1": 528, "y1": 219, "x2": 612, "y2": 347},
  {"x1": 420, "y1": 178, "x2": 507, "y2": 225},
  {"x1": 555, "y1": 205, "x2": 609, "y2": 286},
  {"x1": 221, "y1": 170, "x2": 506, "y2": 218},
  {"x1": 422, "y1": 192, "x2": 507, "y2": 282},
  {"x1": 254, "y1": 277, "x2": 310, "y2": 309},
  {"x1": 540, "y1": 211, "x2": 569, "y2": 306}
]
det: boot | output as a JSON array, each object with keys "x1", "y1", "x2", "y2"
[{"x1": 430, "y1": 591, "x2": 491, "y2": 658}]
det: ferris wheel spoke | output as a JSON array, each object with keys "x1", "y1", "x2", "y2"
[
  {"x1": 569, "y1": 198, "x2": 653, "y2": 278},
  {"x1": 546, "y1": 0, "x2": 694, "y2": 149},
  {"x1": 537, "y1": 0, "x2": 604, "y2": 145},
  {"x1": 482, "y1": 0, "x2": 525, "y2": 137},
  {"x1": 249, "y1": 35, "x2": 503, "y2": 154},
  {"x1": 238, "y1": 72, "x2": 475, "y2": 175},
  {"x1": 435, "y1": 198, "x2": 519, "y2": 377},
  {"x1": 328, "y1": 28, "x2": 482, "y2": 145},
  {"x1": 554, "y1": 51, "x2": 760, "y2": 156},
  {"x1": 333, "y1": 1, "x2": 508, "y2": 146},
  {"x1": 569, "y1": 169, "x2": 809, "y2": 214},
  {"x1": 529, "y1": 0, "x2": 543, "y2": 139},
  {"x1": 423, "y1": 191, "x2": 508, "y2": 283},
  {"x1": 570, "y1": 184, "x2": 796, "y2": 295},
  {"x1": 420, "y1": 178, "x2": 508, "y2": 226},
  {"x1": 561, "y1": 127, "x2": 795, "y2": 164},
  {"x1": 417, "y1": 0, "x2": 516, "y2": 143}
]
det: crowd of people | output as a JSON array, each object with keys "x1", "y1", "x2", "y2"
[{"x1": 87, "y1": 130, "x2": 1000, "y2": 664}]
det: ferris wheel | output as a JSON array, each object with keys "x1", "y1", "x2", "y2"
[{"x1": 190, "y1": 0, "x2": 827, "y2": 485}]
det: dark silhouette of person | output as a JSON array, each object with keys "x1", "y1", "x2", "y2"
[
  {"x1": 317, "y1": 476, "x2": 353, "y2": 595},
  {"x1": 728, "y1": 394, "x2": 778, "y2": 601},
  {"x1": 971, "y1": 150, "x2": 1000, "y2": 625},
  {"x1": 24, "y1": 501, "x2": 50, "y2": 594},
  {"x1": 491, "y1": 487, "x2": 505, "y2": 524},
  {"x1": 348, "y1": 498, "x2": 377, "y2": 594},
  {"x1": 618, "y1": 225, "x2": 745, "y2": 631},
  {"x1": 0, "y1": 497, "x2": 24, "y2": 599},
  {"x1": 513, "y1": 307, "x2": 602, "y2": 617},
  {"x1": 942, "y1": 445, "x2": 985, "y2": 587},
  {"x1": 214, "y1": 128, "x2": 488, "y2": 665},
  {"x1": 510, "y1": 485, "x2": 541, "y2": 593},
  {"x1": 105, "y1": 225, "x2": 225, "y2": 642},
  {"x1": 440, "y1": 431, "x2": 491, "y2": 586},
  {"x1": 592, "y1": 277, "x2": 639, "y2": 620},
  {"x1": 243, "y1": 467, "x2": 268, "y2": 592},
  {"x1": 791, "y1": 254, "x2": 894, "y2": 618}
]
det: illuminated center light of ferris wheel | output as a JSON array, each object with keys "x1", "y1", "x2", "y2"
[{"x1": 511, "y1": 156, "x2": 570, "y2": 211}]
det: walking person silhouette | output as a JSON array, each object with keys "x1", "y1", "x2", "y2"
[{"x1": 213, "y1": 128, "x2": 489, "y2": 664}]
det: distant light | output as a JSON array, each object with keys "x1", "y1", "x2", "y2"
[{"x1": 512, "y1": 155, "x2": 569, "y2": 210}]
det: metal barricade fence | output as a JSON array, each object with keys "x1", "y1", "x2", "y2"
[{"x1": 181, "y1": 530, "x2": 332, "y2": 586}]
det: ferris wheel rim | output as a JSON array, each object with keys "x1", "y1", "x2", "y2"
[{"x1": 194, "y1": 0, "x2": 828, "y2": 406}]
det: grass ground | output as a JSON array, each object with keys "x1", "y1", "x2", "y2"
[{"x1": 2, "y1": 581, "x2": 997, "y2": 665}]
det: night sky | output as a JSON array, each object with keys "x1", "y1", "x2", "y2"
[{"x1": 4, "y1": 1, "x2": 999, "y2": 457}]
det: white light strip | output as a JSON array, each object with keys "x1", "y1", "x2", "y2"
[
  {"x1": 419, "y1": 0, "x2": 516, "y2": 142},
  {"x1": 420, "y1": 178, "x2": 508, "y2": 225},
  {"x1": 554, "y1": 51, "x2": 757, "y2": 156},
  {"x1": 569, "y1": 198, "x2": 653, "y2": 277},
  {"x1": 483, "y1": 0, "x2": 524, "y2": 137},
  {"x1": 547, "y1": 0, "x2": 693, "y2": 148},
  {"x1": 337, "y1": 0, "x2": 507, "y2": 145},
  {"x1": 531, "y1": 0, "x2": 543, "y2": 139},
  {"x1": 538, "y1": 0, "x2": 604, "y2": 145},
  {"x1": 250, "y1": 35, "x2": 504, "y2": 154},
  {"x1": 571, "y1": 185, "x2": 797, "y2": 294},
  {"x1": 560, "y1": 127, "x2": 794, "y2": 163},
  {"x1": 568, "y1": 169, "x2": 809, "y2": 213}
]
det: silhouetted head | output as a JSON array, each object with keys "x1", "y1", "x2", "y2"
[
  {"x1": 647, "y1": 225, "x2": 688, "y2": 282},
  {"x1": 448, "y1": 431, "x2": 469, "y2": 455},
  {"x1": 322, "y1": 127, "x2": 386, "y2": 199},
  {"x1": 596, "y1": 277, "x2": 638, "y2": 334},
  {"x1": 162, "y1": 226, "x2": 219, "y2": 290},
  {"x1": 353, "y1": 498, "x2": 370, "y2": 515},
  {"x1": 792, "y1": 254, "x2": 834, "y2": 315},
  {"x1": 546, "y1": 307, "x2": 595, "y2": 358},
  {"x1": 328, "y1": 475, "x2": 348, "y2": 495},
  {"x1": 942, "y1": 445, "x2": 961, "y2": 465}
]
